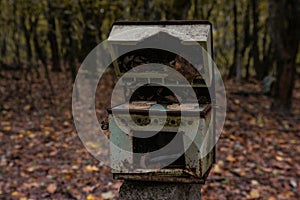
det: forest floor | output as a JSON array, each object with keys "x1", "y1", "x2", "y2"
[{"x1": 0, "y1": 69, "x2": 299, "y2": 200}]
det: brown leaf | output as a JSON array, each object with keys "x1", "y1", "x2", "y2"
[
  {"x1": 83, "y1": 186, "x2": 95, "y2": 193},
  {"x1": 26, "y1": 166, "x2": 35, "y2": 172},
  {"x1": 47, "y1": 183, "x2": 57, "y2": 194},
  {"x1": 275, "y1": 156, "x2": 283, "y2": 161},
  {"x1": 49, "y1": 150, "x2": 58, "y2": 156},
  {"x1": 226, "y1": 155, "x2": 236, "y2": 162}
]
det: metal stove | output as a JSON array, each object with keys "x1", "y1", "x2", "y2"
[{"x1": 105, "y1": 21, "x2": 215, "y2": 183}]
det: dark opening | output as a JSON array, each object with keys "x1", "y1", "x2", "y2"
[{"x1": 133, "y1": 131, "x2": 186, "y2": 169}]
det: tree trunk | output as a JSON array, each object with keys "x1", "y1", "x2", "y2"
[
  {"x1": 228, "y1": 0, "x2": 239, "y2": 80},
  {"x1": 269, "y1": 0, "x2": 300, "y2": 112},
  {"x1": 20, "y1": 15, "x2": 33, "y2": 80},
  {"x1": 245, "y1": 49, "x2": 251, "y2": 80},
  {"x1": 251, "y1": 0, "x2": 263, "y2": 80},
  {"x1": 33, "y1": 18, "x2": 54, "y2": 96},
  {"x1": 240, "y1": 3, "x2": 251, "y2": 80},
  {"x1": 261, "y1": 22, "x2": 273, "y2": 77},
  {"x1": 78, "y1": 2, "x2": 99, "y2": 62},
  {"x1": 1, "y1": 38, "x2": 6, "y2": 63},
  {"x1": 143, "y1": 0, "x2": 150, "y2": 19},
  {"x1": 12, "y1": 2, "x2": 21, "y2": 67},
  {"x1": 47, "y1": 1, "x2": 61, "y2": 72},
  {"x1": 62, "y1": 9, "x2": 77, "y2": 82},
  {"x1": 193, "y1": 0, "x2": 198, "y2": 19},
  {"x1": 167, "y1": 0, "x2": 191, "y2": 20}
]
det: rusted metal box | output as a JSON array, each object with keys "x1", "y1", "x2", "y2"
[{"x1": 107, "y1": 21, "x2": 215, "y2": 183}]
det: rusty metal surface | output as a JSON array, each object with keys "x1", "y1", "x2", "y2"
[
  {"x1": 107, "y1": 20, "x2": 215, "y2": 183},
  {"x1": 113, "y1": 165, "x2": 213, "y2": 184},
  {"x1": 114, "y1": 174, "x2": 205, "y2": 184},
  {"x1": 107, "y1": 104, "x2": 211, "y2": 117}
]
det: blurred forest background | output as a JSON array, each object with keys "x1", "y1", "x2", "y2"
[
  {"x1": 0, "y1": 0, "x2": 299, "y2": 199},
  {"x1": 0, "y1": 0, "x2": 299, "y2": 111}
]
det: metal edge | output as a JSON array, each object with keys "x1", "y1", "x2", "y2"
[
  {"x1": 107, "y1": 104, "x2": 211, "y2": 117},
  {"x1": 113, "y1": 174, "x2": 205, "y2": 184}
]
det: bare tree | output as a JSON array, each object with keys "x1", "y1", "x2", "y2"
[
  {"x1": 46, "y1": 0, "x2": 61, "y2": 72},
  {"x1": 269, "y1": 0, "x2": 300, "y2": 112}
]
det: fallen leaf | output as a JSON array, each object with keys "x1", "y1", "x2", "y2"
[
  {"x1": 3, "y1": 126, "x2": 11, "y2": 131},
  {"x1": 26, "y1": 166, "x2": 35, "y2": 172},
  {"x1": 275, "y1": 156, "x2": 283, "y2": 161},
  {"x1": 226, "y1": 155, "x2": 235, "y2": 162},
  {"x1": 101, "y1": 191, "x2": 115, "y2": 199},
  {"x1": 261, "y1": 167, "x2": 273, "y2": 173},
  {"x1": 83, "y1": 186, "x2": 95, "y2": 193},
  {"x1": 86, "y1": 194, "x2": 103, "y2": 200},
  {"x1": 234, "y1": 99, "x2": 240, "y2": 104},
  {"x1": 87, "y1": 194, "x2": 95, "y2": 200},
  {"x1": 49, "y1": 150, "x2": 58, "y2": 156},
  {"x1": 24, "y1": 104, "x2": 31, "y2": 111},
  {"x1": 47, "y1": 183, "x2": 57, "y2": 194},
  {"x1": 11, "y1": 191, "x2": 19, "y2": 197},
  {"x1": 249, "y1": 189, "x2": 260, "y2": 199},
  {"x1": 72, "y1": 165, "x2": 79, "y2": 170},
  {"x1": 85, "y1": 165, "x2": 99, "y2": 172},
  {"x1": 251, "y1": 180, "x2": 259, "y2": 185},
  {"x1": 213, "y1": 164, "x2": 222, "y2": 174}
]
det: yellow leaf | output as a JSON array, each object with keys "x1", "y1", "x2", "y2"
[
  {"x1": 213, "y1": 164, "x2": 222, "y2": 174},
  {"x1": 47, "y1": 183, "x2": 57, "y2": 194},
  {"x1": 84, "y1": 165, "x2": 99, "y2": 172},
  {"x1": 3, "y1": 126, "x2": 11, "y2": 131},
  {"x1": 87, "y1": 194, "x2": 95, "y2": 200},
  {"x1": 11, "y1": 191, "x2": 18, "y2": 196},
  {"x1": 228, "y1": 135, "x2": 236, "y2": 140},
  {"x1": 249, "y1": 189, "x2": 260, "y2": 198},
  {"x1": 101, "y1": 191, "x2": 114, "y2": 199}
]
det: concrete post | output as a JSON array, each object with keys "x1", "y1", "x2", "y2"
[{"x1": 119, "y1": 181, "x2": 202, "y2": 200}]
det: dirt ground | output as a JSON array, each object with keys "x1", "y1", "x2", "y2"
[{"x1": 0, "y1": 69, "x2": 299, "y2": 199}]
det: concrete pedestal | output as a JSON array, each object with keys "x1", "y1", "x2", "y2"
[{"x1": 119, "y1": 181, "x2": 202, "y2": 200}]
